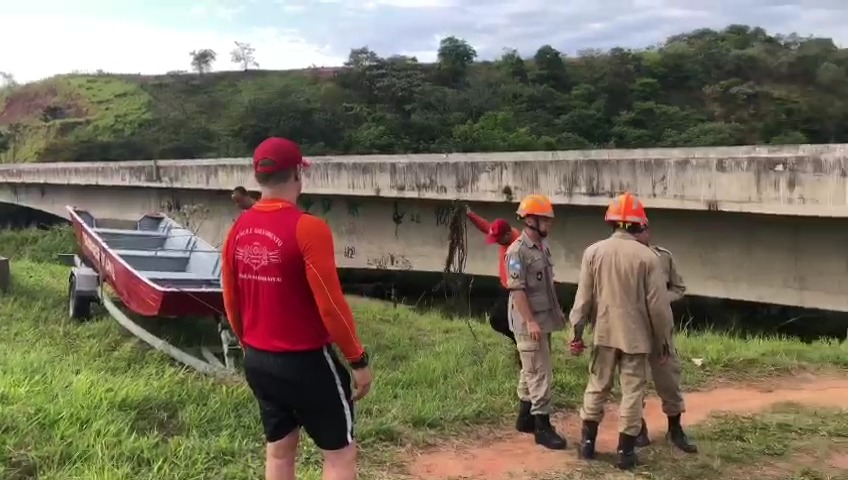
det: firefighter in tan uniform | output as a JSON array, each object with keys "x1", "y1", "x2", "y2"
[
  {"x1": 504, "y1": 194, "x2": 568, "y2": 450},
  {"x1": 568, "y1": 192, "x2": 674, "y2": 470},
  {"x1": 632, "y1": 230, "x2": 697, "y2": 453}
]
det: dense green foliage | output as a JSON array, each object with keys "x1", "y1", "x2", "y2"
[{"x1": 2, "y1": 24, "x2": 848, "y2": 162}]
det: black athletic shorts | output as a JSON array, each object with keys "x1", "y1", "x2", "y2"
[{"x1": 243, "y1": 344, "x2": 355, "y2": 451}]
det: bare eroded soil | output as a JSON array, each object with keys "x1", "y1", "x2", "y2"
[{"x1": 408, "y1": 374, "x2": 848, "y2": 480}]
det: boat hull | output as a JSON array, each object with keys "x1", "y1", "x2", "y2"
[{"x1": 69, "y1": 208, "x2": 224, "y2": 318}]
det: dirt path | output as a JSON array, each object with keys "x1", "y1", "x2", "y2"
[{"x1": 408, "y1": 374, "x2": 848, "y2": 480}]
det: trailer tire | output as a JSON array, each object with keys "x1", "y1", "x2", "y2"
[{"x1": 68, "y1": 274, "x2": 92, "y2": 320}]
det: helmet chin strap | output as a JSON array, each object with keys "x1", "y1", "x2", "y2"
[{"x1": 526, "y1": 216, "x2": 548, "y2": 238}]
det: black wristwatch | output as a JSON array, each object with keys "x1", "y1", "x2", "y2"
[{"x1": 350, "y1": 349, "x2": 369, "y2": 370}]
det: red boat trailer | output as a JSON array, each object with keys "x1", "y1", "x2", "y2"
[{"x1": 60, "y1": 206, "x2": 241, "y2": 377}]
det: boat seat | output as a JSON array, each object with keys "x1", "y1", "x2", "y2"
[
  {"x1": 138, "y1": 271, "x2": 220, "y2": 282},
  {"x1": 93, "y1": 228, "x2": 166, "y2": 237},
  {"x1": 113, "y1": 249, "x2": 190, "y2": 258}
]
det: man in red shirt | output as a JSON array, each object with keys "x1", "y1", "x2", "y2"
[
  {"x1": 221, "y1": 137, "x2": 373, "y2": 480},
  {"x1": 465, "y1": 207, "x2": 520, "y2": 353},
  {"x1": 231, "y1": 185, "x2": 257, "y2": 210}
]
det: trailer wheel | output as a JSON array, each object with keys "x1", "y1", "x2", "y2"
[{"x1": 68, "y1": 274, "x2": 92, "y2": 320}]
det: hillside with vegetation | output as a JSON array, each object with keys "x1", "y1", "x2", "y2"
[{"x1": 1, "y1": 24, "x2": 848, "y2": 163}]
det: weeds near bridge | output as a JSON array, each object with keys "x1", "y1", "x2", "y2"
[
  {"x1": 159, "y1": 201, "x2": 211, "y2": 235},
  {"x1": 437, "y1": 203, "x2": 475, "y2": 320},
  {"x1": 443, "y1": 202, "x2": 468, "y2": 275}
]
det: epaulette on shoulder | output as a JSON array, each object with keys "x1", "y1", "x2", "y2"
[{"x1": 651, "y1": 245, "x2": 671, "y2": 255}]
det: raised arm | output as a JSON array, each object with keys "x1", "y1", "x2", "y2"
[
  {"x1": 465, "y1": 208, "x2": 491, "y2": 235},
  {"x1": 296, "y1": 215, "x2": 365, "y2": 362}
]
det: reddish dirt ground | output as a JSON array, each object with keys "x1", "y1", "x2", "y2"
[
  {"x1": 0, "y1": 83, "x2": 88, "y2": 125},
  {"x1": 408, "y1": 375, "x2": 848, "y2": 480},
  {"x1": 829, "y1": 451, "x2": 848, "y2": 470}
]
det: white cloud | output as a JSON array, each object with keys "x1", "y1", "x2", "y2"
[
  {"x1": 293, "y1": 0, "x2": 848, "y2": 62},
  {"x1": 4, "y1": 0, "x2": 848, "y2": 85},
  {"x1": 0, "y1": 13, "x2": 345, "y2": 83},
  {"x1": 189, "y1": 2, "x2": 247, "y2": 20}
]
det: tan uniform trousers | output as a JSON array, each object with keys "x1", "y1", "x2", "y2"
[
  {"x1": 646, "y1": 337, "x2": 685, "y2": 416},
  {"x1": 516, "y1": 333, "x2": 553, "y2": 415},
  {"x1": 579, "y1": 346, "x2": 649, "y2": 437}
]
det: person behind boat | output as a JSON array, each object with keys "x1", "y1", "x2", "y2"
[
  {"x1": 631, "y1": 226, "x2": 697, "y2": 454},
  {"x1": 568, "y1": 192, "x2": 673, "y2": 470},
  {"x1": 221, "y1": 137, "x2": 373, "y2": 480},
  {"x1": 232, "y1": 185, "x2": 257, "y2": 210},
  {"x1": 464, "y1": 206, "x2": 520, "y2": 348},
  {"x1": 504, "y1": 193, "x2": 568, "y2": 450}
]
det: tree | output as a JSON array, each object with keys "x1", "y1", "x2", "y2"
[
  {"x1": 0, "y1": 71, "x2": 16, "y2": 93},
  {"x1": 344, "y1": 46, "x2": 380, "y2": 68},
  {"x1": 5, "y1": 24, "x2": 848, "y2": 161},
  {"x1": 498, "y1": 48, "x2": 528, "y2": 83},
  {"x1": 231, "y1": 41, "x2": 259, "y2": 71},
  {"x1": 532, "y1": 45, "x2": 568, "y2": 90},
  {"x1": 0, "y1": 129, "x2": 9, "y2": 154},
  {"x1": 189, "y1": 49, "x2": 217, "y2": 74},
  {"x1": 436, "y1": 36, "x2": 477, "y2": 86}
]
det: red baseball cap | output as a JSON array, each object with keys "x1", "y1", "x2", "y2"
[
  {"x1": 253, "y1": 137, "x2": 311, "y2": 173},
  {"x1": 486, "y1": 219, "x2": 511, "y2": 244}
]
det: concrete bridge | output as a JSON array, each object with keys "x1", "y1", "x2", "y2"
[{"x1": 1, "y1": 144, "x2": 847, "y2": 312}]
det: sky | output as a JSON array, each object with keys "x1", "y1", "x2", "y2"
[{"x1": 2, "y1": 0, "x2": 848, "y2": 84}]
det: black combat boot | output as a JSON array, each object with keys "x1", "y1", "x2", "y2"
[
  {"x1": 616, "y1": 433, "x2": 639, "y2": 470},
  {"x1": 667, "y1": 414, "x2": 698, "y2": 453},
  {"x1": 578, "y1": 420, "x2": 599, "y2": 460},
  {"x1": 515, "y1": 400, "x2": 534, "y2": 433},
  {"x1": 635, "y1": 418, "x2": 650, "y2": 447},
  {"x1": 534, "y1": 414, "x2": 567, "y2": 450}
]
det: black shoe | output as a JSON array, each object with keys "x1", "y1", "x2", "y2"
[
  {"x1": 667, "y1": 415, "x2": 698, "y2": 453},
  {"x1": 534, "y1": 414, "x2": 567, "y2": 450},
  {"x1": 515, "y1": 401, "x2": 534, "y2": 433},
  {"x1": 616, "y1": 433, "x2": 639, "y2": 470},
  {"x1": 635, "y1": 418, "x2": 650, "y2": 447},
  {"x1": 578, "y1": 420, "x2": 599, "y2": 460}
]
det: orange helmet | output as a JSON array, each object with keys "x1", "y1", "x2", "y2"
[
  {"x1": 605, "y1": 192, "x2": 648, "y2": 225},
  {"x1": 516, "y1": 194, "x2": 554, "y2": 219}
]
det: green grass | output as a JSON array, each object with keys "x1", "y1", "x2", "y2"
[
  {"x1": 0, "y1": 75, "x2": 153, "y2": 162},
  {"x1": 64, "y1": 76, "x2": 153, "y2": 137},
  {"x1": 0, "y1": 225, "x2": 75, "y2": 263},
  {"x1": 0, "y1": 230, "x2": 846, "y2": 479}
]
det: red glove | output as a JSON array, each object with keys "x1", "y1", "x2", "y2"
[{"x1": 570, "y1": 339, "x2": 585, "y2": 356}]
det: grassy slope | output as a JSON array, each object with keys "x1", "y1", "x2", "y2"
[
  {"x1": 0, "y1": 75, "x2": 154, "y2": 162},
  {"x1": 0, "y1": 229, "x2": 846, "y2": 479},
  {"x1": 0, "y1": 71, "x2": 314, "y2": 163}
]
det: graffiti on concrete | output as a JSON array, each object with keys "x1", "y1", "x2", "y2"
[
  {"x1": 298, "y1": 197, "x2": 314, "y2": 213},
  {"x1": 367, "y1": 253, "x2": 412, "y2": 271},
  {"x1": 339, "y1": 220, "x2": 358, "y2": 236},
  {"x1": 346, "y1": 200, "x2": 360, "y2": 217},
  {"x1": 321, "y1": 198, "x2": 333, "y2": 215},
  {"x1": 391, "y1": 201, "x2": 405, "y2": 238},
  {"x1": 343, "y1": 246, "x2": 356, "y2": 259},
  {"x1": 435, "y1": 205, "x2": 452, "y2": 227}
]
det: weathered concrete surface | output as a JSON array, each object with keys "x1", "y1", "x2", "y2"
[
  {"x1": 2, "y1": 143, "x2": 848, "y2": 216},
  {"x1": 1, "y1": 183, "x2": 847, "y2": 312}
]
